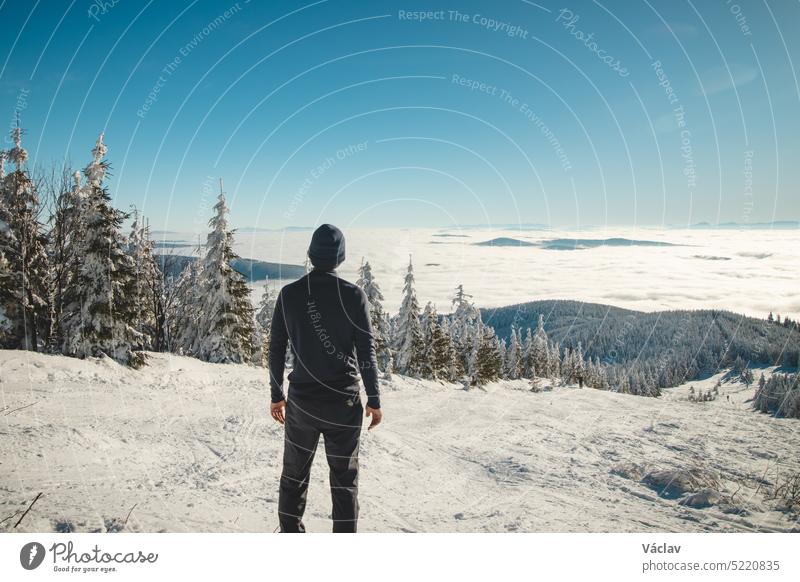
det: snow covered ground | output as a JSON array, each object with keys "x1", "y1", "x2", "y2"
[{"x1": 1, "y1": 350, "x2": 798, "y2": 533}]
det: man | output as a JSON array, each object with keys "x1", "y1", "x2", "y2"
[{"x1": 268, "y1": 224, "x2": 382, "y2": 533}]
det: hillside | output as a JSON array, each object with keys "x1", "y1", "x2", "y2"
[
  {"x1": 1, "y1": 350, "x2": 797, "y2": 533},
  {"x1": 483, "y1": 300, "x2": 799, "y2": 385}
]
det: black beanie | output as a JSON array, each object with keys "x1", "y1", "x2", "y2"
[{"x1": 308, "y1": 224, "x2": 346, "y2": 269}]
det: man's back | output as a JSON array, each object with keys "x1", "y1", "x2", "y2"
[
  {"x1": 268, "y1": 268, "x2": 380, "y2": 408},
  {"x1": 269, "y1": 224, "x2": 382, "y2": 533}
]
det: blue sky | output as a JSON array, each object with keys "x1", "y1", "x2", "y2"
[{"x1": 1, "y1": 0, "x2": 798, "y2": 230}]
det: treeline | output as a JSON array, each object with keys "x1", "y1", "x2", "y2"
[
  {"x1": 483, "y1": 300, "x2": 799, "y2": 394},
  {"x1": 360, "y1": 262, "x2": 655, "y2": 395},
  {"x1": 767, "y1": 311, "x2": 800, "y2": 333}
]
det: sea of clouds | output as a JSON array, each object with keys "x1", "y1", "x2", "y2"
[{"x1": 166, "y1": 227, "x2": 798, "y2": 319}]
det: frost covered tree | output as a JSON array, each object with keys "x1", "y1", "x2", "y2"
[
  {"x1": 546, "y1": 341, "x2": 560, "y2": 379},
  {"x1": 47, "y1": 170, "x2": 86, "y2": 351},
  {"x1": 0, "y1": 236, "x2": 13, "y2": 346},
  {"x1": 498, "y1": 338, "x2": 507, "y2": 376},
  {"x1": 166, "y1": 258, "x2": 203, "y2": 354},
  {"x1": 531, "y1": 314, "x2": 549, "y2": 376},
  {"x1": 394, "y1": 255, "x2": 425, "y2": 376},
  {"x1": 356, "y1": 259, "x2": 391, "y2": 372},
  {"x1": 584, "y1": 356, "x2": 609, "y2": 390},
  {"x1": 505, "y1": 327, "x2": 522, "y2": 379},
  {"x1": 60, "y1": 134, "x2": 145, "y2": 366},
  {"x1": 438, "y1": 321, "x2": 458, "y2": 382},
  {"x1": 419, "y1": 302, "x2": 435, "y2": 379},
  {"x1": 752, "y1": 373, "x2": 800, "y2": 418},
  {"x1": 573, "y1": 342, "x2": 586, "y2": 386},
  {"x1": 0, "y1": 251, "x2": 12, "y2": 341},
  {"x1": 449, "y1": 284, "x2": 479, "y2": 378},
  {"x1": 420, "y1": 302, "x2": 454, "y2": 381},
  {"x1": 252, "y1": 279, "x2": 277, "y2": 366},
  {"x1": 521, "y1": 327, "x2": 534, "y2": 378},
  {"x1": 0, "y1": 152, "x2": 12, "y2": 345},
  {"x1": 470, "y1": 320, "x2": 503, "y2": 386},
  {"x1": 560, "y1": 343, "x2": 586, "y2": 385},
  {"x1": 127, "y1": 210, "x2": 164, "y2": 350},
  {"x1": 560, "y1": 346, "x2": 573, "y2": 383},
  {"x1": 0, "y1": 126, "x2": 50, "y2": 350},
  {"x1": 192, "y1": 180, "x2": 255, "y2": 363}
]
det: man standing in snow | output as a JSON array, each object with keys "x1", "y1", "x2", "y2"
[{"x1": 268, "y1": 224, "x2": 382, "y2": 533}]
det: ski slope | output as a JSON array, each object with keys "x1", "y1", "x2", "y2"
[{"x1": 1, "y1": 350, "x2": 797, "y2": 533}]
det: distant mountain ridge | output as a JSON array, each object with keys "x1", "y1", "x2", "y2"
[
  {"x1": 474, "y1": 237, "x2": 537, "y2": 247},
  {"x1": 470, "y1": 237, "x2": 679, "y2": 249},
  {"x1": 156, "y1": 254, "x2": 305, "y2": 282},
  {"x1": 683, "y1": 221, "x2": 799, "y2": 230}
]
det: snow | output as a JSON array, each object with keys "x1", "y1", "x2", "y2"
[{"x1": 1, "y1": 350, "x2": 798, "y2": 533}]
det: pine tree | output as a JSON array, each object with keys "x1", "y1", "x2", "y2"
[
  {"x1": 531, "y1": 314, "x2": 548, "y2": 376},
  {"x1": 356, "y1": 259, "x2": 391, "y2": 372},
  {"x1": 192, "y1": 180, "x2": 255, "y2": 363},
  {"x1": 574, "y1": 341, "x2": 586, "y2": 386},
  {"x1": 449, "y1": 284, "x2": 478, "y2": 378},
  {"x1": 439, "y1": 321, "x2": 458, "y2": 382},
  {"x1": 60, "y1": 134, "x2": 145, "y2": 366},
  {"x1": 505, "y1": 327, "x2": 522, "y2": 379},
  {"x1": 47, "y1": 170, "x2": 85, "y2": 351},
  {"x1": 521, "y1": 327, "x2": 534, "y2": 378},
  {"x1": 253, "y1": 279, "x2": 277, "y2": 366},
  {"x1": 0, "y1": 152, "x2": 12, "y2": 345},
  {"x1": 498, "y1": 338, "x2": 507, "y2": 376},
  {"x1": 547, "y1": 341, "x2": 561, "y2": 379},
  {"x1": 472, "y1": 321, "x2": 503, "y2": 385},
  {"x1": 419, "y1": 302, "x2": 436, "y2": 379},
  {"x1": 127, "y1": 210, "x2": 163, "y2": 350},
  {"x1": 561, "y1": 346, "x2": 574, "y2": 383},
  {"x1": 394, "y1": 255, "x2": 425, "y2": 376},
  {"x1": 167, "y1": 258, "x2": 203, "y2": 354},
  {"x1": 0, "y1": 125, "x2": 50, "y2": 350},
  {"x1": 0, "y1": 243, "x2": 13, "y2": 346},
  {"x1": 421, "y1": 302, "x2": 453, "y2": 380}
]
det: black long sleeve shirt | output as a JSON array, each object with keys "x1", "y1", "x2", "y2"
[{"x1": 268, "y1": 268, "x2": 381, "y2": 409}]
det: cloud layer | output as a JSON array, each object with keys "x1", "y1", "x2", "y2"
[{"x1": 218, "y1": 227, "x2": 798, "y2": 319}]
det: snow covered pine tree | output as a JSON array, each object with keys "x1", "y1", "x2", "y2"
[
  {"x1": 471, "y1": 317, "x2": 503, "y2": 386},
  {"x1": 420, "y1": 302, "x2": 455, "y2": 381},
  {"x1": 449, "y1": 284, "x2": 480, "y2": 380},
  {"x1": 394, "y1": 255, "x2": 425, "y2": 376},
  {"x1": 60, "y1": 134, "x2": 146, "y2": 366},
  {"x1": 48, "y1": 170, "x2": 86, "y2": 351},
  {"x1": 253, "y1": 278, "x2": 277, "y2": 366},
  {"x1": 127, "y1": 210, "x2": 164, "y2": 350},
  {"x1": 0, "y1": 125, "x2": 50, "y2": 350},
  {"x1": 356, "y1": 259, "x2": 392, "y2": 373},
  {"x1": 505, "y1": 327, "x2": 523, "y2": 379},
  {"x1": 192, "y1": 179, "x2": 255, "y2": 363}
]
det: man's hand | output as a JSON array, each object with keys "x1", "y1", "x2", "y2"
[
  {"x1": 365, "y1": 406, "x2": 382, "y2": 430},
  {"x1": 271, "y1": 400, "x2": 286, "y2": 425}
]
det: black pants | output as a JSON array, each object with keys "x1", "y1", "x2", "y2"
[{"x1": 278, "y1": 392, "x2": 363, "y2": 533}]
